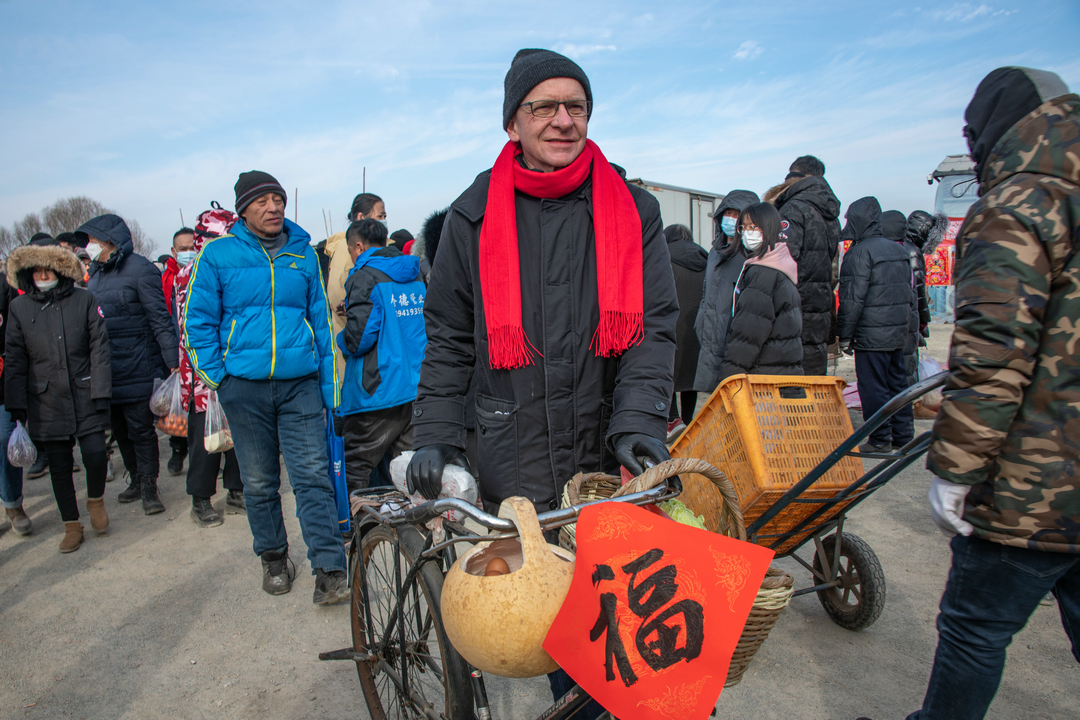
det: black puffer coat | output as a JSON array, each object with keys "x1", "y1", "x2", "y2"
[
  {"x1": 413, "y1": 167, "x2": 678, "y2": 510},
  {"x1": 882, "y1": 210, "x2": 925, "y2": 384},
  {"x1": 4, "y1": 245, "x2": 111, "y2": 441},
  {"x1": 79, "y1": 214, "x2": 179, "y2": 403},
  {"x1": 694, "y1": 189, "x2": 759, "y2": 392},
  {"x1": 0, "y1": 271, "x2": 18, "y2": 406},
  {"x1": 773, "y1": 177, "x2": 842, "y2": 374},
  {"x1": 719, "y1": 253, "x2": 803, "y2": 378},
  {"x1": 666, "y1": 231, "x2": 707, "y2": 392},
  {"x1": 837, "y1": 198, "x2": 916, "y2": 352}
]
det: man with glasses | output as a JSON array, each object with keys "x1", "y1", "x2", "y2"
[{"x1": 406, "y1": 47, "x2": 678, "y2": 716}]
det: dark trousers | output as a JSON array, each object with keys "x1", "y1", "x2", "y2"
[
  {"x1": 111, "y1": 401, "x2": 159, "y2": 478},
  {"x1": 907, "y1": 535, "x2": 1080, "y2": 720},
  {"x1": 185, "y1": 404, "x2": 242, "y2": 499},
  {"x1": 42, "y1": 432, "x2": 108, "y2": 522},
  {"x1": 170, "y1": 434, "x2": 188, "y2": 458},
  {"x1": 855, "y1": 348, "x2": 914, "y2": 446},
  {"x1": 669, "y1": 391, "x2": 697, "y2": 425},
  {"x1": 342, "y1": 403, "x2": 413, "y2": 493}
]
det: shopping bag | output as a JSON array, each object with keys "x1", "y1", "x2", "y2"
[
  {"x1": 326, "y1": 420, "x2": 350, "y2": 534},
  {"x1": 7, "y1": 420, "x2": 36, "y2": 468},
  {"x1": 918, "y1": 352, "x2": 945, "y2": 411},
  {"x1": 203, "y1": 390, "x2": 233, "y2": 453},
  {"x1": 153, "y1": 373, "x2": 188, "y2": 437}
]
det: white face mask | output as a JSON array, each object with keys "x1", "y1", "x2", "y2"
[
  {"x1": 742, "y1": 229, "x2": 764, "y2": 252},
  {"x1": 376, "y1": 219, "x2": 388, "y2": 229},
  {"x1": 176, "y1": 250, "x2": 197, "y2": 267},
  {"x1": 85, "y1": 242, "x2": 104, "y2": 262},
  {"x1": 35, "y1": 278, "x2": 59, "y2": 292}
]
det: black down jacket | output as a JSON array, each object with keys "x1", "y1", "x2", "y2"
[
  {"x1": 837, "y1": 198, "x2": 916, "y2": 352},
  {"x1": 413, "y1": 167, "x2": 678, "y2": 511},
  {"x1": 4, "y1": 245, "x2": 111, "y2": 441},
  {"x1": 694, "y1": 189, "x2": 759, "y2": 392},
  {"x1": 79, "y1": 214, "x2": 179, "y2": 403},
  {"x1": 719, "y1": 263, "x2": 803, "y2": 378},
  {"x1": 773, "y1": 177, "x2": 842, "y2": 375},
  {"x1": 882, "y1": 210, "x2": 925, "y2": 384},
  {"x1": 666, "y1": 232, "x2": 707, "y2": 392},
  {"x1": 0, "y1": 271, "x2": 19, "y2": 406}
]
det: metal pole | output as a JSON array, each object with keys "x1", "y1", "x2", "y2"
[
  {"x1": 179, "y1": 208, "x2": 185, "y2": 226},
  {"x1": 295, "y1": 188, "x2": 298, "y2": 223}
]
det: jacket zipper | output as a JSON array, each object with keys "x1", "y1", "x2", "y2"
[{"x1": 259, "y1": 246, "x2": 278, "y2": 378}]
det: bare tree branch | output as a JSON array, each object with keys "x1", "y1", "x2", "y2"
[{"x1": 1, "y1": 196, "x2": 158, "y2": 258}]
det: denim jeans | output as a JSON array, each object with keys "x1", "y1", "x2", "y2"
[
  {"x1": 907, "y1": 535, "x2": 1080, "y2": 720},
  {"x1": 217, "y1": 374, "x2": 347, "y2": 574},
  {"x1": 0, "y1": 404, "x2": 24, "y2": 509}
]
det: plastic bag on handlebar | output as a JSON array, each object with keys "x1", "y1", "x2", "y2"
[
  {"x1": 918, "y1": 351, "x2": 945, "y2": 411},
  {"x1": 389, "y1": 451, "x2": 480, "y2": 522}
]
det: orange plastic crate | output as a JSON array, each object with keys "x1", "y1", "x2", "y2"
[{"x1": 670, "y1": 374, "x2": 866, "y2": 554}]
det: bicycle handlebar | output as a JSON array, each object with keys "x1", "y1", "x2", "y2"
[{"x1": 388, "y1": 477, "x2": 681, "y2": 533}]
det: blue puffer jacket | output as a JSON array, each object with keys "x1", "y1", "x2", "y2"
[
  {"x1": 337, "y1": 246, "x2": 426, "y2": 415},
  {"x1": 80, "y1": 214, "x2": 179, "y2": 403},
  {"x1": 182, "y1": 219, "x2": 339, "y2": 410}
]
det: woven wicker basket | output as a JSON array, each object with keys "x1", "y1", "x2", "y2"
[{"x1": 557, "y1": 457, "x2": 792, "y2": 686}]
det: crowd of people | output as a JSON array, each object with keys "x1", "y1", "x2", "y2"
[{"x1": 0, "y1": 48, "x2": 1077, "y2": 720}]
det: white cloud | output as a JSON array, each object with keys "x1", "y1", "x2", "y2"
[
  {"x1": 554, "y1": 43, "x2": 617, "y2": 59},
  {"x1": 733, "y1": 41, "x2": 762, "y2": 61},
  {"x1": 929, "y1": 4, "x2": 1014, "y2": 22}
]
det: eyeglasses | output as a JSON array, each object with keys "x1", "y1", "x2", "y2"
[
  {"x1": 518, "y1": 100, "x2": 591, "y2": 118},
  {"x1": 736, "y1": 225, "x2": 760, "y2": 234}
]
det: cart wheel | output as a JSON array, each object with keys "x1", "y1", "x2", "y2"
[{"x1": 811, "y1": 532, "x2": 886, "y2": 631}]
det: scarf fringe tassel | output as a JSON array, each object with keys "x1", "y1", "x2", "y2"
[
  {"x1": 591, "y1": 311, "x2": 645, "y2": 358},
  {"x1": 488, "y1": 325, "x2": 539, "y2": 370}
]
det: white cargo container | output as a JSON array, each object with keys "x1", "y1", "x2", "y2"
[{"x1": 626, "y1": 179, "x2": 725, "y2": 248}]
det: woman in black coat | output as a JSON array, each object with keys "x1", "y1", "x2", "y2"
[
  {"x1": 5, "y1": 245, "x2": 112, "y2": 553},
  {"x1": 719, "y1": 203, "x2": 804, "y2": 379},
  {"x1": 664, "y1": 224, "x2": 707, "y2": 439}
]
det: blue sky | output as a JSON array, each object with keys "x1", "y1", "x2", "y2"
[{"x1": 2, "y1": 0, "x2": 1078, "y2": 256}]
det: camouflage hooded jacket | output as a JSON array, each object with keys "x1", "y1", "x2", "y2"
[{"x1": 927, "y1": 92, "x2": 1080, "y2": 553}]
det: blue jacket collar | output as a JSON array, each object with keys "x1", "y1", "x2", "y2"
[{"x1": 232, "y1": 218, "x2": 312, "y2": 256}]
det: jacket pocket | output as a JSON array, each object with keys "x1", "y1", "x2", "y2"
[
  {"x1": 304, "y1": 319, "x2": 316, "y2": 356},
  {"x1": 474, "y1": 394, "x2": 519, "y2": 500},
  {"x1": 31, "y1": 380, "x2": 48, "y2": 394}
]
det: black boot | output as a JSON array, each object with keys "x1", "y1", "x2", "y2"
[
  {"x1": 190, "y1": 497, "x2": 222, "y2": 527},
  {"x1": 261, "y1": 549, "x2": 293, "y2": 595},
  {"x1": 140, "y1": 474, "x2": 165, "y2": 515},
  {"x1": 167, "y1": 449, "x2": 185, "y2": 476},
  {"x1": 26, "y1": 453, "x2": 49, "y2": 479},
  {"x1": 117, "y1": 472, "x2": 141, "y2": 503},
  {"x1": 225, "y1": 489, "x2": 246, "y2": 513}
]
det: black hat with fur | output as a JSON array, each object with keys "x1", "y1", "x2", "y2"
[
  {"x1": 905, "y1": 210, "x2": 949, "y2": 254},
  {"x1": 7, "y1": 245, "x2": 85, "y2": 296}
]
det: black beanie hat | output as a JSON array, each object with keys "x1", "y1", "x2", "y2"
[
  {"x1": 28, "y1": 232, "x2": 59, "y2": 247},
  {"x1": 502, "y1": 49, "x2": 592, "y2": 130},
  {"x1": 235, "y1": 171, "x2": 287, "y2": 215},
  {"x1": 964, "y1": 67, "x2": 1069, "y2": 180}
]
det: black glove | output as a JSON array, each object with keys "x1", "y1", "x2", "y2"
[
  {"x1": 406, "y1": 444, "x2": 471, "y2": 500},
  {"x1": 95, "y1": 399, "x2": 110, "y2": 414},
  {"x1": 612, "y1": 433, "x2": 670, "y2": 477},
  {"x1": 7, "y1": 409, "x2": 26, "y2": 424},
  {"x1": 841, "y1": 340, "x2": 855, "y2": 356}
]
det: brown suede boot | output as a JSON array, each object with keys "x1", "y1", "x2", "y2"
[
  {"x1": 60, "y1": 522, "x2": 84, "y2": 553},
  {"x1": 87, "y1": 497, "x2": 109, "y2": 534},
  {"x1": 5, "y1": 507, "x2": 33, "y2": 536}
]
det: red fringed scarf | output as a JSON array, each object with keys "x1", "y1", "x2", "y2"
[{"x1": 479, "y1": 139, "x2": 643, "y2": 370}]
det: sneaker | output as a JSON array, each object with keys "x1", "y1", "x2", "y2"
[
  {"x1": 312, "y1": 568, "x2": 349, "y2": 606},
  {"x1": 190, "y1": 497, "x2": 223, "y2": 528},
  {"x1": 892, "y1": 439, "x2": 914, "y2": 452},
  {"x1": 224, "y1": 489, "x2": 246, "y2": 514},
  {"x1": 666, "y1": 419, "x2": 687, "y2": 444},
  {"x1": 857, "y1": 442, "x2": 892, "y2": 454},
  {"x1": 26, "y1": 454, "x2": 48, "y2": 479},
  {"x1": 261, "y1": 550, "x2": 294, "y2": 595},
  {"x1": 167, "y1": 450, "x2": 185, "y2": 476},
  {"x1": 5, "y1": 507, "x2": 33, "y2": 536}
]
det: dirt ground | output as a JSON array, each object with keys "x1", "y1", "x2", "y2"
[{"x1": 2, "y1": 326, "x2": 1078, "y2": 719}]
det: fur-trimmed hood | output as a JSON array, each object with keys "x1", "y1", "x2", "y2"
[
  {"x1": 906, "y1": 210, "x2": 949, "y2": 255},
  {"x1": 7, "y1": 245, "x2": 85, "y2": 292},
  {"x1": 764, "y1": 177, "x2": 798, "y2": 204}
]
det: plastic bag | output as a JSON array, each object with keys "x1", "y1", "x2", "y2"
[
  {"x1": 203, "y1": 390, "x2": 233, "y2": 453},
  {"x1": 7, "y1": 420, "x2": 37, "y2": 468},
  {"x1": 389, "y1": 451, "x2": 480, "y2": 522},
  {"x1": 153, "y1": 373, "x2": 188, "y2": 437},
  {"x1": 918, "y1": 352, "x2": 945, "y2": 411}
]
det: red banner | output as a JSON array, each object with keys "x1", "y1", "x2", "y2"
[{"x1": 544, "y1": 502, "x2": 773, "y2": 719}]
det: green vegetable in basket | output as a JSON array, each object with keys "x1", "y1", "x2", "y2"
[{"x1": 659, "y1": 499, "x2": 707, "y2": 530}]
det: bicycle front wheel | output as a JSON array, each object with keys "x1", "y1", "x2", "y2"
[{"x1": 352, "y1": 524, "x2": 472, "y2": 720}]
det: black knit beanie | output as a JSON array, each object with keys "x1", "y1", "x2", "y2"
[
  {"x1": 234, "y1": 171, "x2": 287, "y2": 215},
  {"x1": 503, "y1": 49, "x2": 592, "y2": 129}
]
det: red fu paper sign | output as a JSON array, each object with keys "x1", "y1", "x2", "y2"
[{"x1": 544, "y1": 502, "x2": 773, "y2": 720}]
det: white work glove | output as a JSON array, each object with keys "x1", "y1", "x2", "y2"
[{"x1": 928, "y1": 476, "x2": 974, "y2": 537}]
